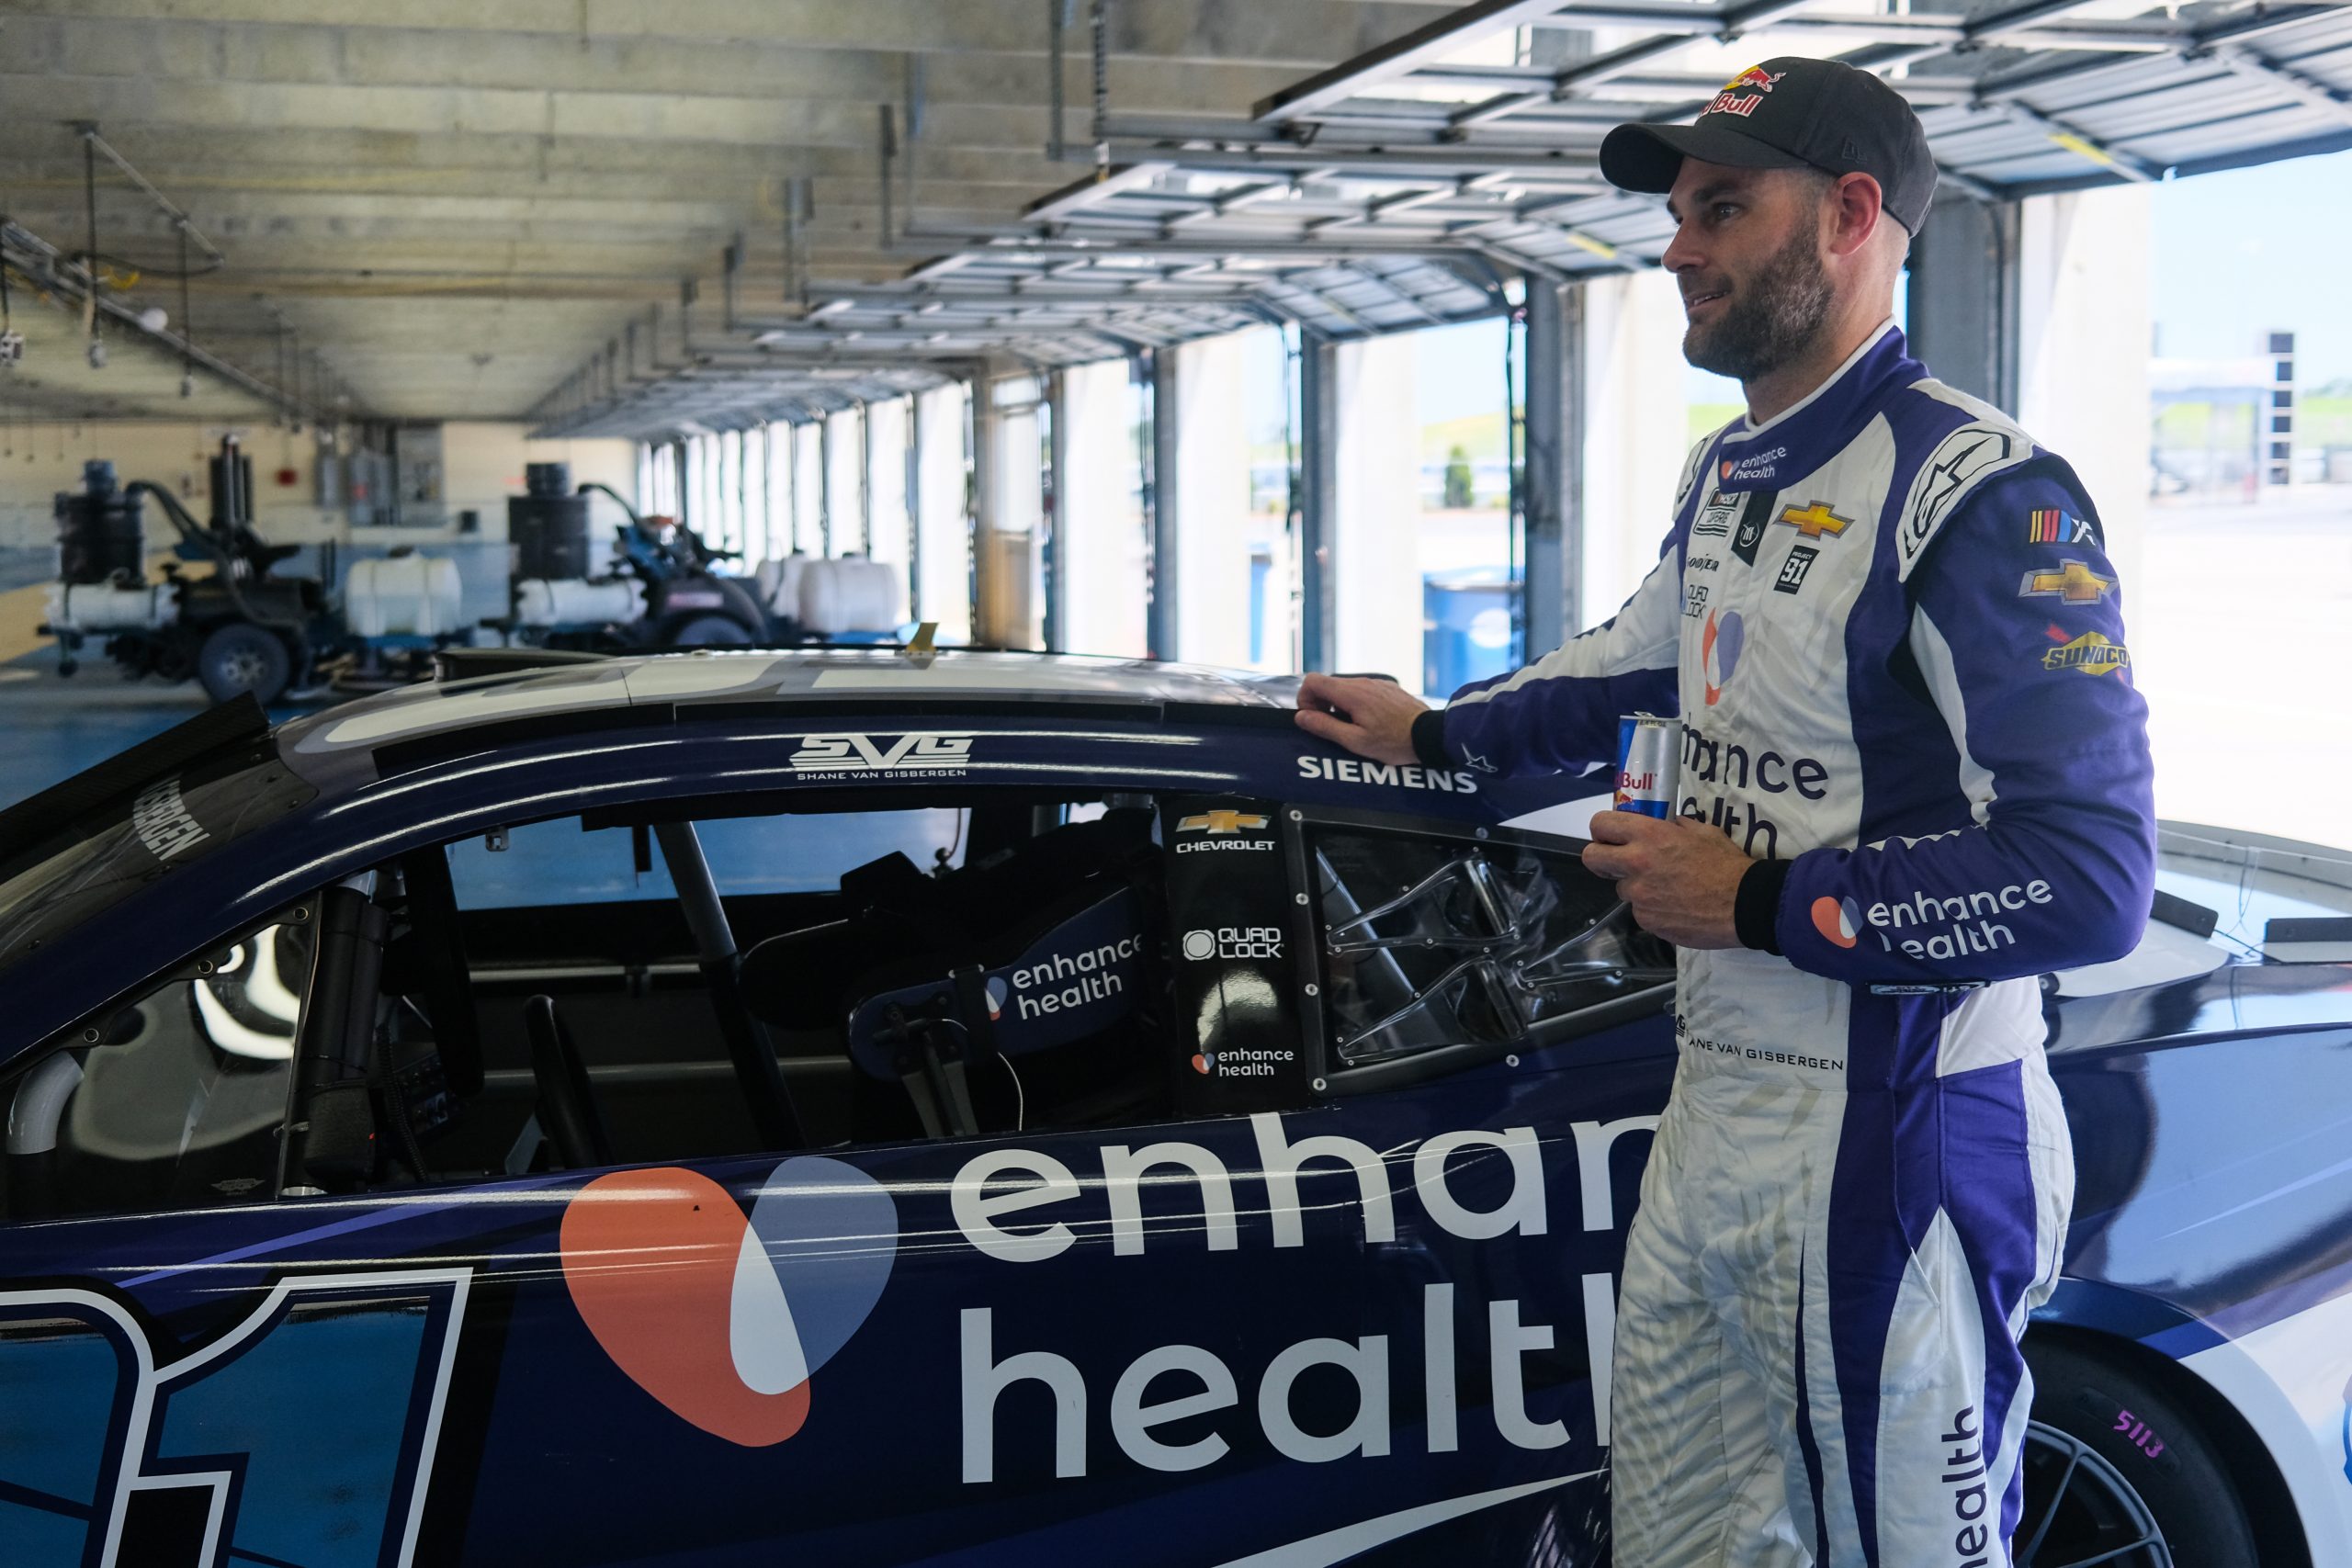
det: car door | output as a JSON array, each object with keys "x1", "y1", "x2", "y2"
[
  {"x1": 1300, "y1": 806, "x2": 1681, "y2": 1561},
  {"x1": 440, "y1": 794, "x2": 1386, "y2": 1565}
]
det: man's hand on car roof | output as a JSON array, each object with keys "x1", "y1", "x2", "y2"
[{"x1": 1295, "y1": 672, "x2": 1427, "y2": 767}]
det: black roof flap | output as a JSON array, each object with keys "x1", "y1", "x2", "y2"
[{"x1": 0, "y1": 693, "x2": 270, "y2": 869}]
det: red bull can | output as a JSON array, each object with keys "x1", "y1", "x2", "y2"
[{"x1": 1613, "y1": 714, "x2": 1679, "y2": 818}]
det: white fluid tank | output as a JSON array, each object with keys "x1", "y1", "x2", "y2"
[
  {"x1": 754, "y1": 554, "x2": 808, "y2": 618},
  {"x1": 345, "y1": 555, "x2": 463, "y2": 637},
  {"x1": 799, "y1": 555, "x2": 900, "y2": 636},
  {"x1": 513, "y1": 577, "x2": 646, "y2": 628},
  {"x1": 44, "y1": 581, "x2": 177, "y2": 632}
]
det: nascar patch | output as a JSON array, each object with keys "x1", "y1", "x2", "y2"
[{"x1": 2028, "y1": 508, "x2": 2092, "y2": 545}]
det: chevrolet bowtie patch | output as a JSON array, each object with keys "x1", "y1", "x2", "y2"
[
  {"x1": 2018, "y1": 558, "x2": 2115, "y2": 604},
  {"x1": 1776, "y1": 502, "x2": 1852, "y2": 540},
  {"x1": 1179, "y1": 810, "x2": 1271, "y2": 834}
]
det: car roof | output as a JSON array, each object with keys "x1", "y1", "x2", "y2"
[{"x1": 278, "y1": 649, "x2": 1302, "y2": 761}]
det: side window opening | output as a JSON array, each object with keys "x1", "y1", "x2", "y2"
[
  {"x1": 1308, "y1": 815, "x2": 1675, "y2": 1086},
  {"x1": 4, "y1": 913, "x2": 317, "y2": 1221},
  {"x1": 2, "y1": 797, "x2": 1676, "y2": 1221},
  {"x1": 265, "y1": 793, "x2": 1178, "y2": 1201}
]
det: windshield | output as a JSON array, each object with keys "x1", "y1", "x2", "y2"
[{"x1": 0, "y1": 739, "x2": 316, "y2": 976}]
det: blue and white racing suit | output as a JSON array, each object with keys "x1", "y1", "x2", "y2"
[{"x1": 1410, "y1": 323, "x2": 2155, "y2": 1566}]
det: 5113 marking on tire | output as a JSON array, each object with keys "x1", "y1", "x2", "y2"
[{"x1": 0, "y1": 1269, "x2": 469, "y2": 1568}]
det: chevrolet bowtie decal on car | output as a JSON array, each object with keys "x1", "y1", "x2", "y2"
[{"x1": 1179, "y1": 811, "x2": 1269, "y2": 834}]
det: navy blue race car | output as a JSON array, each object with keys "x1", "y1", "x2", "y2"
[{"x1": 1, "y1": 649, "x2": 2348, "y2": 1567}]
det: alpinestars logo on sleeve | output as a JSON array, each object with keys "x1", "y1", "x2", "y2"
[{"x1": 1896, "y1": 429, "x2": 2020, "y2": 579}]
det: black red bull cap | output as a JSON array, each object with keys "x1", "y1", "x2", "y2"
[{"x1": 1599, "y1": 56, "x2": 1939, "y2": 233}]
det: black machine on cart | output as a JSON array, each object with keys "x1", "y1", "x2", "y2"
[
  {"x1": 498, "y1": 461, "x2": 775, "y2": 649},
  {"x1": 42, "y1": 441, "x2": 331, "y2": 705}
]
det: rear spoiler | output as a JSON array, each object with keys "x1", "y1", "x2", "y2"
[
  {"x1": 432, "y1": 646, "x2": 612, "y2": 682},
  {"x1": 0, "y1": 693, "x2": 269, "y2": 868}
]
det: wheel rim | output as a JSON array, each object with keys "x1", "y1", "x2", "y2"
[
  {"x1": 219, "y1": 647, "x2": 270, "y2": 689},
  {"x1": 2016, "y1": 1420, "x2": 2172, "y2": 1567}
]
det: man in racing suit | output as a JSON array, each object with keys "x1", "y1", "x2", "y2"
[{"x1": 1295, "y1": 56, "x2": 2154, "y2": 1567}]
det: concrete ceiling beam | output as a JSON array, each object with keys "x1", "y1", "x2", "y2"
[
  {"x1": 0, "y1": 73, "x2": 1079, "y2": 152},
  {"x1": 0, "y1": 134, "x2": 1073, "y2": 190},
  {"x1": 8, "y1": 14, "x2": 1316, "y2": 116},
  {"x1": 0, "y1": 195, "x2": 1010, "y2": 243},
  {"x1": 36, "y1": 0, "x2": 1451, "y2": 69}
]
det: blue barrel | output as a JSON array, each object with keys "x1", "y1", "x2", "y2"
[{"x1": 1422, "y1": 568, "x2": 1520, "y2": 696}]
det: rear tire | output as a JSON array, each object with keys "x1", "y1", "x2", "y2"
[
  {"x1": 659, "y1": 612, "x2": 756, "y2": 648},
  {"x1": 2020, "y1": 1336, "x2": 2260, "y2": 1566},
  {"x1": 195, "y1": 621, "x2": 293, "y2": 705}
]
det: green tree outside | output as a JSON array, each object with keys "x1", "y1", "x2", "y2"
[{"x1": 1442, "y1": 444, "x2": 1475, "y2": 509}]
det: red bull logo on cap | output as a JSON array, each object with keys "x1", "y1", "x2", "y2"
[{"x1": 1705, "y1": 66, "x2": 1784, "y2": 118}]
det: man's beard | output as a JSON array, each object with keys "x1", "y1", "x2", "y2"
[{"x1": 1682, "y1": 228, "x2": 1835, "y2": 382}]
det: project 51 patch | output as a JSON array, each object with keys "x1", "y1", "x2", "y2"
[{"x1": 1773, "y1": 545, "x2": 1819, "y2": 594}]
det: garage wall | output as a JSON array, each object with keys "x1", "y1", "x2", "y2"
[
  {"x1": 424, "y1": 423, "x2": 638, "y2": 546},
  {"x1": 0, "y1": 421, "x2": 635, "y2": 555},
  {"x1": 0, "y1": 421, "x2": 342, "y2": 555}
]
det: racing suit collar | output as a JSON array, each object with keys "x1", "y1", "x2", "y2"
[{"x1": 1710, "y1": 319, "x2": 1913, "y2": 492}]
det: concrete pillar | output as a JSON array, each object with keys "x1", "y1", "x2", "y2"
[
  {"x1": 912, "y1": 383, "x2": 972, "y2": 642},
  {"x1": 791, "y1": 423, "x2": 821, "y2": 555},
  {"x1": 763, "y1": 423, "x2": 788, "y2": 560},
  {"x1": 975, "y1": 377, "x2": 1043, "y2": 649},
  {"x1": 825, "y1": 408, "x2": 865, "y2": 556},
  {"x1": 2017, "y1": 185, "x2": 2153, "y2": 596},
  {"x1": 1522, "y1": 282, "x2": 1582, "y2": 660},
  {"x1": 1906, "y1": 194, "x2": 2020, "y2": 412},
  {"x1": 1298, "y1": 338, "x2": 1337, "y2": 672},
  {"x1": 1148, "y1": 350, "x2": 1179, "y2": 659},
  {"x1": 1045, "y1": 372, "x2": 1069, "y2": 651},
  {"x1": 752, "y1": 423, "x2": 775, "y2": 559},
  {"x1": 1330, "y1": 331, "x2": 1421, "y2": 685},
  {"x1": 1169, "y1": 332, "x2": 1254, "y2": 667},
  {"x1": 1058, "y1": 358, "x2": 1148, "y2": 658},
  {"x1": 865, "y1": 397, "x2": 910, "y2": 570},
  {"x1": 1577, "y1": 270, "x2": 1689, "y2": 632}
]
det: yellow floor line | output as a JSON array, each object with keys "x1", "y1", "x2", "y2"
[{"x1": 0, "y1": 579, "x2": 57, "y2": 664}]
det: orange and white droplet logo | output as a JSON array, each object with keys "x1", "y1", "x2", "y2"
[
  {"x1": 1811, "y1": 896, "x2": 1861, "y2": 949},
  {"x1": 560, "y1": 1156, "x2": 897, "y2": 1446}
]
